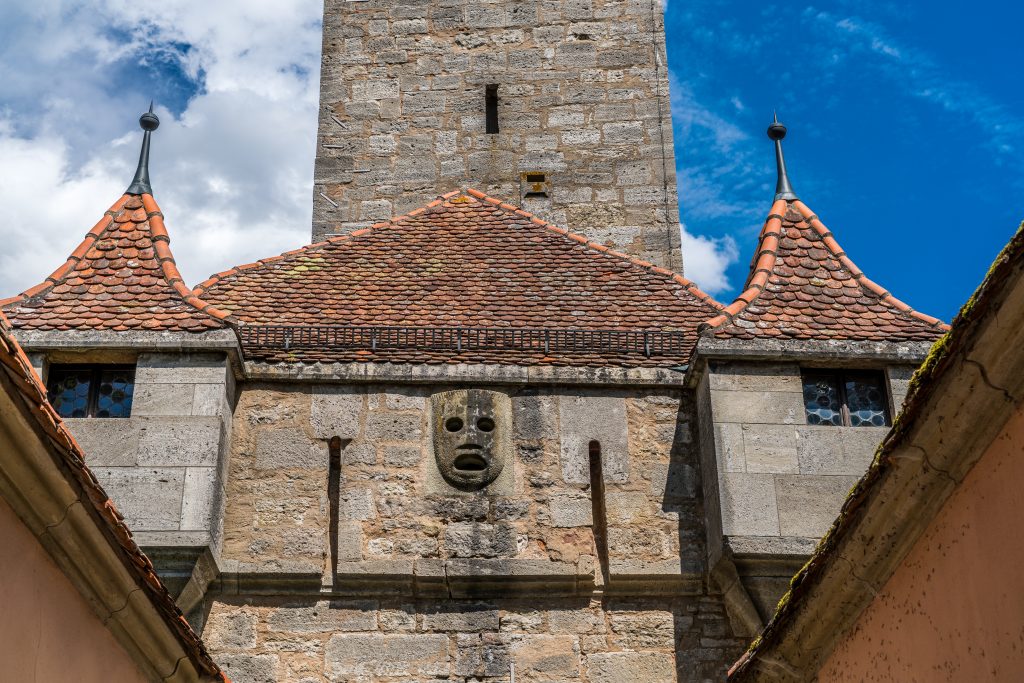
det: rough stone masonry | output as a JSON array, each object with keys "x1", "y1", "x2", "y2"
[
  {"x1": 311, "y1": 0, "x2": 683, "y2": 272},
  {"x1": 204, "y1": 381, "x2": 746, "y2": 682}
]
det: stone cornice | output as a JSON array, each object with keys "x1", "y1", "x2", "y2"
[{"x1": 243, "y1": 360, "x2": 689, "y2": 388}]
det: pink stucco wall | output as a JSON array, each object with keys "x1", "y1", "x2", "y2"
[
  {"x1": 0, "y1": 495, "x2": 148, "y2": 683},
  {"x1": 819, "y1": 405, "x2": 1024, "y2": 681}
]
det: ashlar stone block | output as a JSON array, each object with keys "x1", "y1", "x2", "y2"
[
  {"x1": 254, "y1": 427, "x2": 322, "y2": 469},
  {"x1": 796, "y1": 426, "x2": 888, "y2": 475},
  {"x1": 708, "y1": 362, "x2": 801, "y2": 393},
  {"x1": 180, "y1": 467, "x2": 218, "y2": 531},
  {"x1": 310, "y1": 387, "x2": 364, "y2": 439},
  {"x1": 776, "y1": 475, "x2": 860, "y2": 537},
  {"x1": 713, "y1": 422, "x2": 745, "y2": 473},
  {"x1": 136, "y1": 353, "x2": 228, "y2": 385},
  {"x1": 217, "y1": 653, "x2": 279, "y2": 683},
  {"x1": 550, "y1": 494, "x2": 593, "y2": 528},
  {"x1": 719, "y1": 472, "x2": 779, "y2": 537},
  {"x1": 588, "y1": 651, "x2": 675, "y2": 683},
  {"x1": 511, "y1": 635, "x2": 581, "y2": 677},
  {"x1": 559, "y1": 394, "x2": 629, "y2": 484},
  {"x1": 64, "y1": 418, "x2": 139, "y2": 466},
  {"x1": 742, "y1": 424, "x2": 799, "y2": 474},
  {"x1": 137, "y1": 416, "x2": 222, "y2": 467},
  {"x1": 92, "y1": 467, "x2": 184, "y2": 531},
  {"x1": 325, "y1": 634, "x2": 449, "y2": 678},
  {"x1": 710, "y1": 389, "x2": 803, "y2": 425},
  {"x1": 130, "y1": 382, "x2": 195, "y2": 416},
  {"x1": 268, "y1": 600, "x2": 378, "y2": 633},
  {"x1": 422, "y1": 604, "x2": 500, "y2": 632}
]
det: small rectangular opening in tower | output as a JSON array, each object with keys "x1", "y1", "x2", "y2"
[
  {"x1": 485, "y1": 84, "x2": 499, "y2": 134},
  {"x1": 524, "y1": 173, "x2": 548, "y2": 198}
]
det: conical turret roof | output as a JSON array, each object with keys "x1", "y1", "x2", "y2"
[{"x1": 1, "y1": 109, "x2": 230, "y2": 332}]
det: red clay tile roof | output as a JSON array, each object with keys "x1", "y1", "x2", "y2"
[
  {"x1": 196, "y1": 189, "x2": 722, "y2": 366},
  {"x1": 1, "y1": 193, "x2": 230, "y2": 332},
  {"x1": 703, "y1": 199, "x2": 948, "y2": 341},
  {"x1": 0, "y1": 310, "x2": 225, "y2": 680}
]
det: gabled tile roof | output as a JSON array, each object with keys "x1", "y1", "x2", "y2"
[
  {"x1": 703, "y1": 199, "x2": 948, "y2": 341},
  {"x1": 1, "y1": 193, "x2": 230, "y2": 332},
  {"x1": 196, "y1": 189, "x2": 721, "y2": 366},
  {"x1": 0, "y1": 310, "x2": 225, "y2": 680}
]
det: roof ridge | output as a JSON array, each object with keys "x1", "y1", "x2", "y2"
[
  {"x1": 0, "y1": 194, "x2": 131, "y2": 307},
  {"x1": 701, "y1": 199, "x2": 788, "y2": 331},
  {"x1": 195, "y1": 188, "x2": 724, "y2": 312},
  {"x1": 141, "y1": 194, "x2": 234, "y2": 322},
  {"x1": 2, "y1": 194, "x2": 233, "y2": 326},
  {"x1": 462, "y1": 187, "x2": 723, "y2": 311},
  {"x1": 192, "y1": 191, "x2": 460, "y2": 296},
  {"x1": 701, "y1": 199, "x2": 950, "y2": 334},
  {"x1": 792, "y1": 200, "x2": 949, "y2": 331}
]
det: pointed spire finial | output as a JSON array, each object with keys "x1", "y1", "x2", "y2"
[
  {"x1": 767, "y1": 113, "x2": 797, "y2": 201},
  {"x1": 126, "y1": 103, "x2": 160, "y2": 195}
]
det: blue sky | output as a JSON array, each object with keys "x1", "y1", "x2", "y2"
[
  {"x1": 0, "y1": 1, "x2": 1020, "y2": 322},
  {"x1": 667, "y1": 1, "x2": 1024, "y2": 320}
]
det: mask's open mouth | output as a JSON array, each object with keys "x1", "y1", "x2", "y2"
[{"x1": 453, "y1": 451, "x2": 488, "y2": 472}]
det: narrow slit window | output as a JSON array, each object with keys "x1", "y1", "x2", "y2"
[
  {"x1": 485, "y1": 84, "x2": 499, "y2": 134},
  {"x1": 328, "y1": 437, "x2": 343, "y2": 573},
  {"x1": 588, "y1": 440, "x2": 610, "y2": 586},
  {"x1": 46, "y1": 364, "x2": 135, "y2": 418}
]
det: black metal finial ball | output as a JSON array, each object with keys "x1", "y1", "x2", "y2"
[
  {"x1": 139, "y1": 103, "x2": 160, "y2": 132},
  {"x1": 767, "y1": 120, "x2": 787, "y2": 141}
]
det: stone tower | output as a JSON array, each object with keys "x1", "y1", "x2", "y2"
[{"x1": 312, "y1": 0, "x2": 683, "y2": 271}]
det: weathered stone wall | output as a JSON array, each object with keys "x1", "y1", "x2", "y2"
[
  {"x1": 312, "y1": 0, "x2": 682, "y2": 271},
  {"x1": 60, "y1": 352, "x2": 234, "y2": 551},
  {"x1": 208, "y1": 379, "x2": 746, "y2": 680},
  {"x1": 221, "y1": 383, "x2": 701, "y2": 586},
  {"x1": 205, "y1": 595, "x2": 740, "y2": 683},
  {"x1": 698, "y1": 360, "x2": 917, "y2": 619}
]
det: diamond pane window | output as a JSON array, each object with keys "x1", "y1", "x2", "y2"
[
  {"x1": 802, "y1": 374, "x2": 843, "y2": 426},
  {"x1": 46, "y1": 365, "x2": 135, "y2": 419},
  {"x1": 801, "y1": 370, "x2": 890, "y2": 428},
  {"x1": 845, "y1": 374, "x2": 888, "y2": 427}
]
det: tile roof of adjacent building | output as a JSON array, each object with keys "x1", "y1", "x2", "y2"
[
  {"x1": 702, "y1": 199, "x2": 948, "y2": 341},
  {"x1": 0, "y1": 192, "x2": 231, "y2": 332},
  {"x1": 195, "y1": 189, "x2": 722, "y2": 366},
  {"x1": 0, "y1": 310, "x2": 226, "y2": 681}
]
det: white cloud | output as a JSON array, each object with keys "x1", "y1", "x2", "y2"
[
  {"x1": 0, "y1": 0, "x2": 322, "y2": 296},
  {"x1": 807, "y1": 10, "x2": 1022, "y2": 163},
  {"x1": 680, "y1": 224, "x2": 739, "y2": 296}
]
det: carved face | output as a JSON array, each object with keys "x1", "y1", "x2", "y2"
[{"x1": 431, "y1": 389, "x2": 511, "y2": 491}]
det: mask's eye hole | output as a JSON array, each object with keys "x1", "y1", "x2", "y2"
[
  {"x1": 477, "y1": 417, "x2": 495, "y2": 432},
  {"x1": 445, "y1": 417, "x2": 464, "y2": 432}
]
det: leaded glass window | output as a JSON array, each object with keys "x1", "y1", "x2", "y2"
[
  {"x1": 801, "y1": 370, "x2": 890, "y2": 428},
  {"x1": 46, "y1": 365, "x2": 135, "y2": 418}
]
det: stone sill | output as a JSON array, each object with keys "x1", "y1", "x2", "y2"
[{"x1": 211, "y1": 557, "x2": 704, "y2": 598}]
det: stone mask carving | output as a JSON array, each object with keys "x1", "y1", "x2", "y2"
[{"x1": 431, "y1": 389, "x2": 511, "y2": 491}]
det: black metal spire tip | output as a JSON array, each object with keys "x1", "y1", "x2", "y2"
[
  {"x1": 126, "y1": 102, "x2": 160, "y2": 195},
  {"x1": 767, "y1": 112, "x2": 797, "y2": 201}
]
